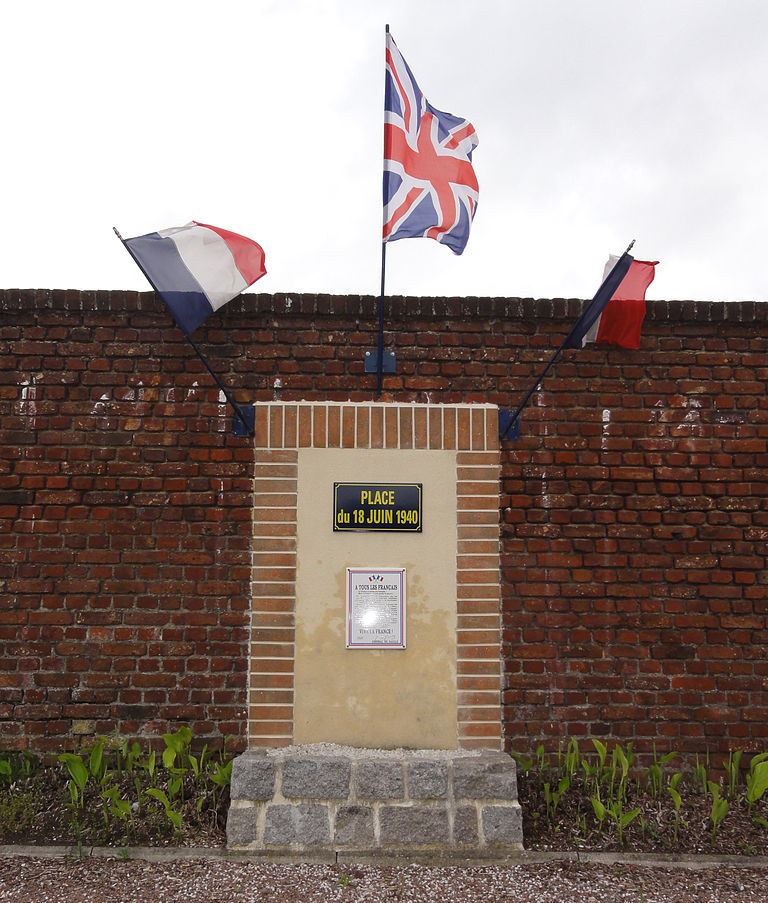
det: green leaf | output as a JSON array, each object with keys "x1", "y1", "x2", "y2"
[
  {"x1": 101, "y1": 786, "x2": 131, "y2": 821},
  {"x1": 168, "y1": 774, "x2": 182, "y2": 799},
  {"x1": 209, "y1": 760, "x2": 232, "y2": 788},
  {"x1": 668, "y1": 787, "x2": 682, "y2": 811},
  {"x1": 592, "y1": 739, "x2": 607, "y2": 767},
  {"x1": 59, "y1": 754, "x2": 88, "y2": 792},
  {"x1": 591, "y1": 798, "x2": 606, "y2": 822},
  {"x1": 620, "y1": 808, "x2": 641, "y2": 829},
  {"x1": 511, "y1": 753, "x2": 533, "y2": 773},
  {"x1": 746, "y1": 761, "x2": 768, "y2": 805},
  {"x1": 146, "y1": 786, "x2": 168, "y2": 805},
  {"x1": 162, "y1": 746, "x2": 176, "y2": 769},
  {"x1": 145, "y1": 786, "x2": 183, "y2": 831},
  {"x1": 711, "y1": 796, "x2": 729, "y2": 827},
  {"x1": 89, "y1": 741, "x2": 104, "y2": 780}
]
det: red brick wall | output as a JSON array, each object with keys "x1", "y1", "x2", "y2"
[{"x1": 1, "y1": 290, "x2": 766, "y2": 755}]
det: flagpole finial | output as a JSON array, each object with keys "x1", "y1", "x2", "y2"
[
  {"x1": 625, "y1": 239, "x2": 636, "y2": 254},
  {"x1": 113, "y1": 226, "x2": 124, "y2": 241}
]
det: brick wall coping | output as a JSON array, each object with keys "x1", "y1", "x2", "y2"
[{"x1": 2, "y1": 289, "x2": 767, "y2": 324}]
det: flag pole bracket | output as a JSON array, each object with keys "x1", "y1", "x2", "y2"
[
  {"x1": 499, "y1": 409, "x2": 521, "y2": 441},
  {"x1": 232, "y1": 404, "x2": 255, "y2": 438},
  {"x1": 364, "y1": 349, "x2": 396, "y2": 374}
]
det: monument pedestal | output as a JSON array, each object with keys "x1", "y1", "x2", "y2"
[
  {"x1": 227, "y1": 747, "x2": 520, "y2": 855},
  {"x1": 227, "y1": 402, "x2": 521, "y2": 855}
]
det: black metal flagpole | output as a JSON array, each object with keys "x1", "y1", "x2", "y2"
[
  {"x1": 374, "y1": 24, "x2": 390, "y2": 398},
  {"x1": 500, "y1": 240, "x2": 636, "y2": 442},
  {"x1": 376, "y1": 242, "x2": 387, "y2": 397},
  {"x1": 113, "y1": 227, "x2": 254, "y2": 437}
]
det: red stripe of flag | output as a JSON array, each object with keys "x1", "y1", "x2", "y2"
[{"x1": 194, "y1": 221, "x2": 267, "y2": 286}]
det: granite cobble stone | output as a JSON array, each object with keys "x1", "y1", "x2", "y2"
[
  {"x1": 453, "y1": 755, "x2": 518, "y2": 801},
  {"x1": 264, "y1": 804, "x2": 331, "y2": 846},
  {"x1": 379, "y1": 806, "x2": 450, "y2": 845},
  {"x1": 482, "y1": 804, "x2": 523, "y2": 845},
  {"x1": 230, "y1": 753, "x2": 276, "y2": 801},
  {"x1": 225, "y1": 805, "x2": 259, "y2": 847},
  {"x1": 408, "y1": 761, "x2": 448, "y2": 799},
  {"x1": 356, "y1": 761, "x2": 404, "y2": 800},
  {"x1": 333, "y1": 805, "x2": 375, "y2": 846},
  {"x1": 453, "y1": 806, "x2": 479, "y2": 845},
  {"x1": 281, "y1": 757, "x2": 351, "y2": 800}
]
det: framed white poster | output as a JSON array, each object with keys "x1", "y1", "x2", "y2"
[{"x1": 346, "y1": 568, "x2": 406, "y2": 649}]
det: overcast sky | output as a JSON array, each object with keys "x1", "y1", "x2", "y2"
[{"x1": 3, "y1": 0, "x2": 767, "y2": 302}]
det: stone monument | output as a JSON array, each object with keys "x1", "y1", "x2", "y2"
[{"x1": 227, "y1": 402, "x2": 522, "y2": 856}]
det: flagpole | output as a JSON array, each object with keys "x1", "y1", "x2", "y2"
[
  {"x1": 500, "y1": 240, "x2": 636, "y2": 441},
  {"x1": 113, "y1": 227, "x2": 254, "y2": 436},
  {"x1": 376, "y1": 242, "x2": 387, "y2": 396},
  {"x1": 374, "y1": 23, "x2": 391, "y2": 399}
]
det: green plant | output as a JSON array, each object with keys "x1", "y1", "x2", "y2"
[
  {"x1": 591, "y1": 796, "x2": 607, "y2": 827},
  {"x1": 162, "y1": 727, "x2": 195, "y2": 805},
  {"x1": 543, "y1": 776, "x2": 570, "y2": 826},
  {"x1": 145, "y1": 787, "x2": 182, "y2": 833},
  {"x1": 667, "y1": 772, "x2": 684, "y2": 842},
  {"x1": 511, "y1": 752, "x2": 534, "y2": 773},
  {"x1": 745, "y1": 754, "x2": 768, "y2": 811},
  {"x1": 607, "y1": 799, "x2": 641, "y2": 847},
  {"x1": 58, "y1": 753, "x2": 88, "y2": 811},
  {"x1": 647, "y1": 747, "x2": 678, "y2": 799},
  {"x1": 140, "y1": 749, "x2": 157, "y2": 787},
  {"x1": 0, "y1": 751, "x2": 38, "y2": 785},
  {"x1": 708, "y1": 781, "x2": 729, "y2": 843},
  {"x1": 694, "y1": 752, "x2": 710, "y2": 798},
  {"x1": 0, "y1": 789, "x2": 40, "y2": 834},
  {"x1": 608, "y1": 742, "x2": 633, "y2": 808},
  {"x1": 116, "y1": 739, "x2": 143, "y2": 777},
  {"x1": 563, "y1": 737, "x2": 580, "y2": 781},
  {"x1": 725, "y1": 749, "x2": 743, "y2": 799},
  {"x1": 162, "y1": 726, "x2": 193, "y2": 770},
  {"x1": 583, "y1": 738, "x2": 609, "y2": 800}
]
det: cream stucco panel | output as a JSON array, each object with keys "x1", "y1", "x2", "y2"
[{"x1": 293, "y1": 448, "x2": 458, "y2": 749}]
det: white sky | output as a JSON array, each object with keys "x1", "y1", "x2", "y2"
[{"x1": 3, "y1": 0, "x2": 767, "y2": 302}]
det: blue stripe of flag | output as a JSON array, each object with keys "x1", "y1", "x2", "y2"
[
  {"x1": 124, "y1": 232, "x2": 213, "y2": 335},
  {"x1": 563, "y1": 253, "x2": 634, "y2": 349}
]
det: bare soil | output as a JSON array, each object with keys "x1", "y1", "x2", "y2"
[
  {"x1": 0, "y1": 770, "x2": 227, "y2": 848},
  {"x1": 518, "y1": 772, "x2": 768, "y2": 856}
]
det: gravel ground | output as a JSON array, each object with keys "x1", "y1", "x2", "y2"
[
  {"x1": 264, "y1": 745, "x2": 482, "y2": 759},
  {"x1": 2, "y1": 857, "x2": 768, "y2": 903}
]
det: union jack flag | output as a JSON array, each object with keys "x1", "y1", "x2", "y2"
[{"x1": 383, "y1": 32, "x2": 479, "y2": 255}]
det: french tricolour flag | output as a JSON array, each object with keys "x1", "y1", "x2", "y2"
[
  {"x1": 123, "y1": 221, "x2": 266, "y2": 335},
  {"x1": 564, "y1": 253, "x2": 658, "y2": 351}
]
